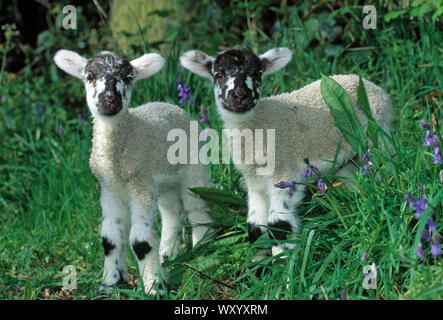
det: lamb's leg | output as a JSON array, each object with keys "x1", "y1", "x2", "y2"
[
  {"x1": 246, "y1": 189, "x2": 268, "y2": 245},
  {"x1": 247, "y1": 189, "x2": 271, "y2": 265},
  {"x1": 180, "y1": 167, "x2": 214, "y2": 246},
  {"x1": 158, "y1": 186, "x2": 184, "y2": 264},
  {"x1": 128, "y1": 183, "x2": 165, "y2": 295},
  {"x1": 267, "y1": 183, "x2": 304, "y2": 256},
  {"x1": 99, "y1": 187, "x2": 130, "y2": 294}
]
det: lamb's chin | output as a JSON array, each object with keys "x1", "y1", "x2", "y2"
[{"x1": 216, "y1": 103, "x2": 255, "y2": 125}]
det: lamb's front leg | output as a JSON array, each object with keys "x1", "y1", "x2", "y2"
[
  {"x1": 267, "y1": 182, "x2": 304, "y2": 256},
  {"x1": 99, "y1": 187, "x2": 130, "y2": 294},
  {"x1": 128, "y1": 182, "x2": 165, "y2": 295}
]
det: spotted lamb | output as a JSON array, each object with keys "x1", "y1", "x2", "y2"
[
  {"x1": 54, "y1": 49, "x2": 213, "y2": 295},
  {"x1": 180, "y1": 47, "x2": 393, "y2": 258}
]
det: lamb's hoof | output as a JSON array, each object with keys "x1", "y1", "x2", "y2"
[
  {"x1": 250, "y1": 249, "x2": 272, "y2": 278},
  {"x1": 99, "y1": 283, "x2": 116, "y2": 296}
]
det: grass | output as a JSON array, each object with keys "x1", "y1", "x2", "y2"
[{"x1": 0, "y1": 3, "x2": 442, "y2": 300}]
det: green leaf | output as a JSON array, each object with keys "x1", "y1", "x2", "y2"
[
  {"x1": 320, "y1": 74, "x2": 364, "y2": 153},
  {"x1": 189, "y1": 187, "x2": 247, "y2": 207},
  {"x1": 384, "y1": 9, "x2": 408, "y2": 22},
  {"x1": 356, "y1": 75, "x2": 379, "y2": 148}
]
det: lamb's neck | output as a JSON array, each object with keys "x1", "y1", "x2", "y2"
[{"x1": 92, "y1": 109, "x2": 130, "y2": 148}]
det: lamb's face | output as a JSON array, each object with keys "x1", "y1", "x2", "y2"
[
  {"x1": 180, "y1": 47, "x2": 292, "y2": 118},
  {"x1": 212, "y1": 49, "x2": 263, "y2": 113},
  {"x1": 54, "y1": 49, "x2": 165, "y2": 120},
  {"x1": 84, "y1": 52, "x2": 135, "y2": 117}
]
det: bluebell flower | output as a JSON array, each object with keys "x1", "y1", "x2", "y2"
[
  {"x1": 177, "y1": 77, "x2": 193, "y2": 105},
  {"x1": 415, "y1": 197, "x2": 428, "y2": 219},
  {"x1": 274, "y1": 180, "x2": 296, "y2": 196},
  {"x1": 421, "y1": 229, "x2": 431, "y2": 242},
  {"x1": 421, "y1": 120, "x2": 431, "y2": 129},
  {"x1": 360, "y1": 251, "x2": 369, "y2": 262},
  {"x1": 416, "y1": 243, "x2": 425, "y2": 260}
]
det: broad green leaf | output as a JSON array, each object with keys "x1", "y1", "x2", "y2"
[
  {"x1": 320, "y1": 74, "x2": 364, "y2": 153},
  {"x1": 384, "y1": 9, "x2": 408, "y2": 22},
  {"x1": 357, "y1": 75, "x2": 379, "y2": 148},
  {"x1": 189, "y1": 187, "x2": 247, "y2": 207}
]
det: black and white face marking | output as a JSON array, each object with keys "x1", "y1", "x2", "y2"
[
  {"x1": 84, "y1": 52, "x2": 136, "y2": 117},
  {"x1": 212, "y1": 49, "x2": 264, "y2": 113}
]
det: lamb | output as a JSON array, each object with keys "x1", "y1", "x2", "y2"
[
  {"x1": 54, "y1": 49, "x2": 214, "y2": 295},
  {"x1": 180, "y1": 47, "x2": 393, "y2": 258}
]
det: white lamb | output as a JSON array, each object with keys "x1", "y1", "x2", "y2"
[
  {"x1": 180, "y1": 47, "x2": 393, "y2": 257},
  {"x1": 54, "y1": 49, "x2": 214, "y2": 295}
]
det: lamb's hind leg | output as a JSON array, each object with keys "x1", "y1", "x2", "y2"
[
  {"x1": 267, "y1": 183, "x2": 304, "y2": 257},
  {"x1": 128, "y1": 180, "x2": 165, "y2": 295},
  {"x1": 158, "y1": 186, "x2": 184, "y2": 264},
  {"x1": 99, "y1": 187, "x2": 130, "y2": 294}
]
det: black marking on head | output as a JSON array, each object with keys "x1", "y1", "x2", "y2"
[
  {"x1": 213, "y1": 49, "x2": 264, "y2": 113},
  {"x1": 85, "y1": 52, "x2": 135, "y2": 116},
  {"x1": 248, "y1": 222, "x2": 263, "y2": 244},
  {"x1": 132, "y1": 240, "x2": 152, "y2": 260},
  {"x1": 102, "y1": 237, "x2": 116, "y2": 256},
  {"x1": 268, "y1": 220, "x2": 292, "y2": 241}
]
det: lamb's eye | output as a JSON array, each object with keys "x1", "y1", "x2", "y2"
[
  {"x1": 123, "y1": 76, "x2": 132, "y2": 85},
  {"x1": 215, "y1": 73, "x2": 224, "y2": 81},
  {"x1": 86, "y1": 74, "x2": 96, "y2": 83}
]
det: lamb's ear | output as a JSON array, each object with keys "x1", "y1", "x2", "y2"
[
  {"x1": 53, "y1": 49, "x2": 87, "y2": 79},
  {"x1": 130, "y1": 53, "x2": 165, "y2": 80},
  {"x1": 259, "y1": 47, "x2": 292, "y2": 75},
  {"x1": 180, "y1": 50, "x2": 214, "y2": 79}
]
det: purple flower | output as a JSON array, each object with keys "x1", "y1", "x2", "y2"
[
  {"x1": 432, "y1": 133, "x2": 439, "y2": 147},
  {"x1": 199, "y1": 107, "x2": 210, "y2": 139},
  {"x1": 59, "y1": 125, "x2": 64, "y2": 137},
  {"x1": 434, "y1": 146, "x2": 441, "y2": 164},
  {"x1": 416, "y1": 183, "x2": 424, "y2": 194},
  {"x1": 427, "y1": 218, "x2": 436, "y2": 231},
  {"x1": 431, "y1": 243, "x2": 442, "y2": 257},
  {"x1": 416, "y1": 243, "x2": 425, "y2": 260},
  {"x1": 302, "y1": 166, "x2": 312, "y2": 178},
  {"x1": 360, "y1": 251, "x2": 369, "y2": 262},
  {"x1": 421, "y1": 229, "x2": 431, "y2": 242},
  {"x1": 275, "y1": 180, "x2": 296, "y2": 196},
  {"x1": 339, "y1": 291, "x2": 347, "y2": 300},
  {"x1": 316, "y1": 178, "x2": 326, "y2": 196},
  {"x1": 415, "y1": 197, "x2": 428, "y2": 219},
  {"x1": 177, "y1": 77, "x2": 193, "y2": 105},
  {"x1": 301, "y1": 158, "x2": 320, "y2": 178},
  {"x1": 421, "y1": 120, "x2": 431, "y2": 129},
  {"x1": 199, "y1": 107, "x2": 209, "y2": 124},
  {"x1": 403, "y1": 192, "x2": 417, "y2": 210},
  {"x1": 362, "y1": 152, "x2": 373, "y2": 175}
]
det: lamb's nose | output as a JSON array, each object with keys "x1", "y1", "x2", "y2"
[
  {"x1": 103, "y1": 92, "x2": 118, "y2": 105},
  {"x1": 234, "y1": 87, "x2": 249, "y2": 102}
]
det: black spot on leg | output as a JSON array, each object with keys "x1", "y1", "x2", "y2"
[
  {"x1": 102, "y1": 237, "x2": 116, "y2": 256},
  {"x1": 283, "y1": 201, "x2": 289, "y2": 210},
  {"x1": 132, "y1": 240, "x2": 152, "y2": 260},
  {"x1": 116, "y1": 270, "x2": 126, "y2": 285},
  {"x1": 268, "y1": 220, "x2": 292, "y2": 241},
  {"x1": 248, "y1": 223, "x2": 263, "y2": 244}
]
